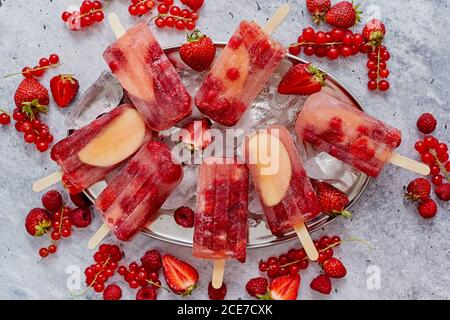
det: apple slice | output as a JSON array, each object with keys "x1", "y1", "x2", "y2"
[
  {"x1": 247, "y1": 132, "x2": 292, "y2": 207},
  {"x1": 78, "y1": 108, "x2": 147, "y2": 167}
]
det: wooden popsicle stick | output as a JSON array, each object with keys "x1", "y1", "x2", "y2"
[
  {"x1": 32, "y1": 170, "x2": 63, "y2": 192},
  {"x1": 262, "y1": 4, "x2": 290, "y2": 35},
  {"x1": 88, "y1": 223, "x2": 110, "y2": 250},
  {"x1": 108, "y1": 13, "x2": 126, "y2": 39},
  {"x1": 294, "y1": 222, "x2": 319, "y2": 261},
  {"x1": 389, "y1": 153, "x2": 430, "y2": 176},
  {"x1": 212, "y1": 259, "x2": 226, "y2": 289}
]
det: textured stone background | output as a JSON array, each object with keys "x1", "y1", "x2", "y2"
[{"x1": 0, "y1": 0, "x2": 449, "y2": 299}]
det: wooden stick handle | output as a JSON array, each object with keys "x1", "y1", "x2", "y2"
[
  {"x1": 262, "y1": 4, "x2": 290, "y2": 35},
  {"x1": 32, "y1": 170, "x2": 63, "y2": 192},
  {"x1": 88, "y1": 223, "x2": 110, "y2": 250},
  {"x1": 389, "y1": 153, "x2": 430, "y2": 176},
  {"x1": 212, "y1": 259, "x2": 226, "y2": 289},
  {"x1": 108, "y1": 13, "x2": 126, "y2": 39},
  {"x1": 294, "y1": 222, "x2": 319, "y2": 261}
]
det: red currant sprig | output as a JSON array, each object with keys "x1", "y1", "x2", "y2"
[
  {"x1": 4, "y1": 54, "x2": 60, "y2": 79},
  {"x1": 288, "y1": 27, "x2": 364, "y2": 60},
  {"x1": 0, "y1": 109, "x2": 11, "y2": 126},
  {"x1": 366, "y1": 45, "x2": 390, "y2": 91},
  {"x1": 152, "y1": 3, "x2": 198, "y2": 31},
  {"x1": 39, "y1": 207, "x2": 72, "y2": 258},
  {"x1": 13, "y1": 108, "x2": 53, "y2": 153},
  {"x1": 62, "y1": 0, "x2": 109, "y2": 31},
  {"x1": 415, "y1": 136, "x2": 450, "y2": 186},
  {"x1": 128, "y1": 0, "x2": 156, "y2": 16},
  {"x1": 118, "y1": 262, "x2": 164, "y2": 290}
]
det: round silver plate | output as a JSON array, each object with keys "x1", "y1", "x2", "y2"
[{"x1": 84, "y1": 42, "x2": 370, "y2": 249}]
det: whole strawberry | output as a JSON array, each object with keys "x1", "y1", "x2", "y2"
[
  {"x1": 14, "y1": 78, "x2": 49, "y2": 118},
  {"x1": 180, "y1": 0, "x2": 204, "y2": 11},
  {"x1": 278, "y1": 64, "x2": 326, "y2": 96},
  {"x1": 25, "y1": 208, "x2": 52, "y2": 237},
  {"x1": 416, "y1": 113, "x2": 437, "y2": 134},
  {"x1": 180, "y1": 30, "x2": 216, "y2": 72},
  {"x1": 316, "y1": 182, "x2": 351, "y2": 218},
  {"x1": 208, "y1": 282, "x2": 227, "y2": 300},
  {"x1": 310, "y1": 274, "x2": 332, "y2": 294},
  {"x1": 405, "y1": 178, "x2": 431, "y2": 203},
  {"x1": 306, "y1": 0, "x2": 331, "y2": 24},
  {"x1": 362, "y1": 18, "x2": 386, "y2": 47},
  {"x1": 435, "y1": 183, "x2": 450, "y2": 201},
  {"x1": 326, "y1": 1, "x2": 361, "y2": 29},
  {"x1": 418, "y1": 199, "x2": 438, "y2": 219},
  {"x1": 323, "y1": 257, "x2": 347, "y2": 278},
  {"x1": 50, "y1": 74, "x2": 79, "y2": 108},
  {"x1": 246, "y1": 277, "x2": 269, "y2": 298}
]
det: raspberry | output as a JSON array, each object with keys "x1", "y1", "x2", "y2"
[
  {"x1": 103, "y1": 284, "x2": 122, "y2": 300},
  {"x1": 208, "y1": 282, "x2": 227, "y2": 300},
  {"x1": 41, "y1": 190, "x2": 63, "y2": 212},
  {"x1": 69, "y1": 192, "x2": 91, "y2": 208},
  {"x1": 310, "y1": 274, "x2": 332, "y2": 294},
  {"x1": 140, "y1": 249, "x2": 162, "y2": 272},
  {"x1": 418, "y1": 199, "x2": 438, "y2": 219},
  {"x1": 405, "y1": 178, "x2": 431, "y2": 202},
  {"x1": 136, "y1": 287, "x2": 157, "y2": 300},
  {"x1": 173, "y1": 207, "x2": 195, "y2": 228},
  {"x1": 417, "y1": 113, "x2": 437, "y2": 134},
  {"x1": 245, "y1": 277, "x2": 268, "y2": 298},
  {"x1": 68, "y1": 208, "x2": 92, "y2": 228},
  {"x1": 435, "y1": 183, "x2": 450, "y2": 201}
]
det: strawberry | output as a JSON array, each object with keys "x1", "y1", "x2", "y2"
[
  {"x1": 418, "y1": 199, "x2": 438, "y2": 219},
  {"x1": 325, "y1": 1, "x2": 361, "y2": 29},
  {"x1": 260, "y1": 274, "x2": 300, "y2": 300},
  {"x1": 50, "y1": 74, "x2": 79, "y2": 108},
  {"x1": 310, "y1": 274, "x2": 332, "y2": 294},
  {"x1": 178, "y1": 118, "x2": 212, "y2": 151},
  {"x1": 435, "y1": 183, "x2": 450, "y2": 201},
  {"x1": 245, "y1": 277, "x2": 269, "y2": 298},
  {"x1": 278, "y1": 64, "x2": 326, "y2": 96},
  {"x1": 416, "y1": 113, "x2": 437, "y2": 134},
  {"x1": 362, "y1": 18, "x2": 386, "y2": 47},
  {"x1": 162, "y1": 254, "x2": 199, "y2": 295},
  {"x1": 306, "y1": 0, "x2": 331, "y2": 24},
  {"x1": 25, "y1": 208, "x2": 52, "y2": 237},
  {"x1": 323, "y1": 258, "x2": 347, "y2": 278},
  {"x1": 405, "y1": 178, "x2": 431, "y2": 203},
  {"x1": 180, "y1": 0, "x2": 204, "y2": 11},
  {"x1": 14, "y1": 78, "x2": 49, "y2": 119},
  {"x1": 316, "y1": 182, "x2": 352, "y2": 218},
  {"x1": 180, "y1": 30, "x2": 216, "y2": 72}
]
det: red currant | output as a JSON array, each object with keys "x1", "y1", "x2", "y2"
[
  {"x1": 93, "y1": 283, "x2": 105, "y2": 293},
  {"x1": 315, "y1": 31, "x2": 327, "y2": 45},
  {"x1": 330, "y1": 236, "x2": 341, "y2": 245},
  {"x1": 164, "y1": 16, "x2": 175, "y2": 28},
  {"x1": 49, "y1": 54, "x2": 59, "y2": 64},
  {"x1": 304, "y1": 45, "x2": 315, "y2": 56},
  {"x1": 341, "y1": 45, "x2": 352, "y2": 57},
  {"x1": 170, "y1": 6, "x2": 180, "y2": 16},
  {"x1": 302, "y1": 27, "x2": 316, "y2": 42},
  {"x1": 352, "y1": 33, "x2": 363, "y2": 45},
  {"x1": 155, "y1": 17, "x2": 165, "y2": 28},
  {"x1": 289, "y1": 264, "x2": 300, "y2": 275},
  {"x1": 186, "y1": 20, "x2": 196, "y2": 30},
  {"x1": 367, "y1": 60, "x2": 377, "y2": 71},
  {"x1": 32, "y1": 66, "x2": 44, "y2": 77},
  {"x1": 381, "y1": 50, "x2": 390, "y2": 61},
  {"x1": 436, "y1": 143, "x2": 448, "y2": 153},
  {"x1": 175, "y1": 19, "x2": 185, "y2": 30},
  {"x1": 48, "y1": 245, "x2": 57, "y2": 254},
  {"x1": 93, "y1": 11, "x2": 104, "y2": 22},
  {"x1": 288, "y1": 45, "x2": 301, "y2": 56},
  {"x1": 92, "y1": 1, "x2": 102, "y2": 10},
  {"x1": 129, "y1": 5, "x2": 138, "y2": 15},
  {"x1": 129, "y1": 280, "x2": 140, "y2": 289},
  {"x1": 342, "y1": 33, "x2": 354, "y2": 45},
  {"x1": 157, "y1": 4, "x2": 168, "y2": 14},
  {"x1": 36, "y1": 142, "x2": 49, "y2": 152},
  {"x1": 327, "y1": 47, "x2": 340, "y2": 60},
  {"x1": 51, "y1": 231, "x2": 61, "y2": 240},
  {"x1": 445, "y1": 161, "x2": 450, "y2": 172},
  {"x1": 136, "y1": 4, "x2": 147, "y2": 15},
  {"x1": 298, "y1": 259, "x2": 309, "y2": 269},
  {"x1": 24, "y1": 133, "x2": 35, "y2": 143},
  {"x1": 0, "y1": 113, "x2": 10, "y2": 125},
  {"x1": 437, "y1": 152, "x2": 449, "y2": 163},
  {"x1": 267, "y1": 265, "x2": 280, "y2": 278},
  {"x1": 330, "y1": 28, "x2": 344, "y2": 41},
  {"x1": 379, "y1": 69, "x2": 389, "y2": 78},
  {"x1": 430, "y1": 165, "x2": 440, "y2": 175},
  {"x1": 368, "y1": 70, "x2": 378, "y2": 80},
  {"x1": 191, "y1": 12, "x2": 199, "y2": 21},
  {"x1": 278, "y1": 254, "x2": 289, "y2": 266},
  {"x1": 118, "y1": 266, "x2": 128, "y2": 276},
  {"x1": 415, "y1": 141, "x2": 428, "y2": 154},
  {"x1": 315, "y1": 46, "x2": 327, "y2": 57},
  {"x1": 267, "y1": 257, "x2": 278, "y2": 266},
  {"x1": 39, "y1": 248, "x2": 49, "y2": 257},
  {"x1": 432, "y1": 175, "x2": 444, "y2": 186},
  {"x1": 368, "y1": 80, "x2": 378, "y2": 91},
  {"x1": 61, "y1": 228, "x2": 72, "y2": 237},
  {"x1": 62, "y1": 11, "x2": 72, "y2": 22},
  {"x1": 424, "y1": 136, "x2": 438, "y2": 148},
  {"x1": 421, "y1": 153, "x2": 435, "y2": 165},
  {"x1": 378, "y1": 80, "x2": 390, "y2": 91},
  {"x1": 39, "y1": 58, "x2": 50, "y2": 67},
  {"x1": 258, "y1": 261, "x2": 268, "y2": 272}
]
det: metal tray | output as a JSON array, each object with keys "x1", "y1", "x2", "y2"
[{"x1": 84, "y1": 42, "x2": 370, "y2": 249}]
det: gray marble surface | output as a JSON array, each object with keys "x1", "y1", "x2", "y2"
[{"x1": 1, "y1": 0, "x2": 450, "y2": 300}]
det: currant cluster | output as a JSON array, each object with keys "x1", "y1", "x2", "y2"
[
  {"x1": 258, "y1": 235, "x2": 342, "y2": 278},
  {"x1": 0, "y1": 110, "x2": 11, "y2": 126},
  {"x1": 12, "y1": 110, "x2": 53, "y2": 152},
  {"x1": 363, "y1": 45, "x2": 390, "y2": 91},
  {"x1": 62, "y1": 0, "x2": 107, "y2": 31},
  {"x1": 153, "y1": 0, "x2": 199, "y2": 31},
  {"x1": 288, "y1": 27, "x2": 364, "y2": 60},
  {"x1": 128, "y1": 0, "x2": 156, "y2": 16},
  {"x1": 3, "y1": 54, "x2": 60, "y2": 79},
  {"x1": 118, "y1": 262, "x2": 162, "y2": 290},
  {"x1": 39, "y1": 207, "x2": 73, "y2": 258},
  {"x1": 415, "y1": 136, "x2": 450, "y2": 187},
  {"x1": 84, "y1": 244, "x2": 123, "y2": 293}
]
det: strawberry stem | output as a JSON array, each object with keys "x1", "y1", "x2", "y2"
[{"x1": 3, "y1": 63, "x2": 61, "y2": 79}]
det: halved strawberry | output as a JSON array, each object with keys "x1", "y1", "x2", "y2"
[
  {"x1": 260, "y1": 274, "x2": 300, "y2": 300},
  {"x1": 278, "y1": 64, "x2": 326, "y2": 96},
  {"x1": 162, "y1": 255, "x2": 199, "y2": 295},
  {"x1": 50, "y1": 74, "x2": 79, "y2": 108}
]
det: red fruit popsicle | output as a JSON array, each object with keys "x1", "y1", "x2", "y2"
[
  {"x1": 50, "y1": 104, "x2": 152, "y2": 194},
  {"x1": 103, "y1": 22, "x2": 192, "y2": 131},
  {"x1": 95, "y1": 141, "x2": 183, "y2": 241}
]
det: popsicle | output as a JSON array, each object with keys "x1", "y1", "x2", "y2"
[
  {"x1": 103, "y1": 18, "x2": 192, "y2": 131},
  {"x1": 244, "y1": 125, "x2": 322, "y2": 260},
  {"x1": 296, "y1": 92, "x2": 430, "y2": 177},
  {"x1": 94, "y1": 141, "x2": 183, "y2": 242},
  {"x1": 193, "y1": 158, "x2": 249, "y2": 288},
  {"x1": 33, "y1": 104, "x2": 152, "y2": 194},
  {"x1": 194, "y1": 5, "x2": 289, "y2": 127}
]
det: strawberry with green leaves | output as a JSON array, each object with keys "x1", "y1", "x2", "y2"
[
  {"x1": 162, "y1": 255, "x2": 199, "y2": 295},
  {"x1": 180, "y1": 30, "x2": 216, "y2": 72},
  {"x1": 325, "y1": 1, "x2": 362, "y2": 29},
  {"x1": 278, "y1": 63, "x2": 326, "y2": 96},
  {"x1": 306, "y1": 0, "x2": 331, "y2": 24},
  {"x1": 50, "y1": 74, "x2": 79, "y2": 108},
  {"x1": 14, "y1": 78, "x2": 49, "y2": 119},
  {"x1": 362, "y1": 18, "x2": 386, "y2": 47},
  {"x1": 259, "y1": 274, "x2": 300, "y2": 300},
  {"x1": 25, "y1": 208, "x2": 52, "y2": 237},
  {"x1": 316, "y1": 181, "x2": 352, "y2": 218}
]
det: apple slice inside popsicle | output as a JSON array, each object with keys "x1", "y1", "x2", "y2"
[
  {"x1": 78, "y1": 108, "x2": 147, "y2": 167},
  {"x1": 247, "y1": 132, "x2": 292, "y2": 207}
]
